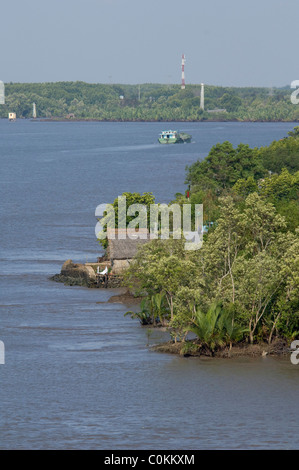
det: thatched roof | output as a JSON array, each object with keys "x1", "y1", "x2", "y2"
[{"x1": 108, "y1": 235, "x2": 150, "y2": 260}]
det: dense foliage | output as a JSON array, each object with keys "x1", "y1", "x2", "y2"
[
  {"x1": 97, "y1": 192, "x2": 155, "y2": 249},
  {"x1": 123, "y1": 127, "x2": 299, "y2": 354},
  {"x1": 1, "y1": 82, "x2": 299, "y2": 122},
  {"x1": 185, "y1": 141, "x2": 266, "y2": 192}
]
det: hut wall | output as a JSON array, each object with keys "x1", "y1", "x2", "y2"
[{"x1": 112, "y1": 259, "x2": 132, "y2": 274}]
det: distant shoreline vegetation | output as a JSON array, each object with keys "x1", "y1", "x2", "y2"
[{"x1": 1, "y1": 81, "x2": 298, "y2": 122}]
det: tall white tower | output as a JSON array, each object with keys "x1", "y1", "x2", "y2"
[
  {"x1": 181, "y1": 54, "x2": 186, "y2": 89},
  {"x1": 200, "y1": 83, "x2": 204, "y2": 110},
  {"x1": 33, "y1": 102, "x2": 37, "y2": 119},
  {"x1": 0, "y1": 81, "x2": 5, "y2": 105}
]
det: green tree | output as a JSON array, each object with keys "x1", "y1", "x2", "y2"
[
  {"x1": 287, "y1": 126, "x2": 299, "y2": 137},
  {"x1": 186, "y1": 142, "x2": 265, "y2": 194},
  {"x1": 97, "y1": 192, "x2": 155, "y2": 249},
  {"x1": 185, "y1": 303, "x2": 246, "y2": 354},
  {"x1": 260, "y1": 169, "x2": 299, "y2": 202},
  {"x1": 219, "y1": 93, "x2": 242, "y2": 112},
  {"x1": 124, "y1": 238, "x2": 197, "y2": 322},
  {"x1": 232, "y1": 176, "x2": 259, "y2": 197},
  {"x1": 258, "y1": 135, "x2": 299, "y2": 173}
]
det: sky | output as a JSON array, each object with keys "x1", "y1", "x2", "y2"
[{"x1": 0, "y1": 0, "x2": 297, "y2": 87}]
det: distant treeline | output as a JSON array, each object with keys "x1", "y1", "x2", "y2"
[{"x1": 1, "y1": 81, "x2": 298, "y2": 122}]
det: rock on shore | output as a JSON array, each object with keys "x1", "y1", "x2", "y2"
[
  {"x1": 50, "y1": 259, "x2": 97, "y2": 287},
  {"x1": 50, "y1": 259, "x2": 123, "y2": 288}
]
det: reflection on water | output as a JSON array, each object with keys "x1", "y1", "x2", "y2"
[{"x1": 0, "y1": 120, "x2": 298, "y2": 449}]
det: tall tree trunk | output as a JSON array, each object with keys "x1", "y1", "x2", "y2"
[
  {"x1": 249, "y1": 319, "x2": 254, "y2": 344},
  {"x1": 170, "y1": 295, "x2": 174, "y2": 321},
  {"x1": 268, "y1": 313, "x2": 281, "y2": 344}
]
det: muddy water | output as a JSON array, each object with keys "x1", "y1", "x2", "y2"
[{"x1": 1, "y1": 120, "x2": 298, "y2": 449}]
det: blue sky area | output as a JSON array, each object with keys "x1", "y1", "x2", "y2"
[{"x1": 0, "y1": 0, "x2": 297, "y2": 87}]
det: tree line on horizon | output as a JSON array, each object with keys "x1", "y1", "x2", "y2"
[{"x1": 0, "y1": 81, "x2": 298, "y2": 122}]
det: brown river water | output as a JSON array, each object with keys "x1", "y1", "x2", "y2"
[{"x1": 0, "y1": 120, "x2": 298, "y2": 449}]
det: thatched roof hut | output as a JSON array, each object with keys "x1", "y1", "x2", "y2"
[
  {"x1": 107, "y1": 229, "x2": 150, "y2": 274},
  {"x1": 108, "y1": 236, "x2": 150, "y2": 260}
]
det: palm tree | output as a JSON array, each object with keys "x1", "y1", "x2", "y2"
[
  {"x1": 151, "y1": 292, "x2": 169, "y2": 326},
  {"x1": 187, "y1": 303, "x2": 226, "y2": 354},
  {"x1": 125, "y1": 299, "x2": 152, "y2": 325},
  {"x1": 222, "y1": 312, "x2": 248, "y2": 352},
  {"x1": 186, "y1": 303, "x2": 247, "y2": 355},
  {"x1": 125, "y1": 293, "x2": 168, "y2": 326}
]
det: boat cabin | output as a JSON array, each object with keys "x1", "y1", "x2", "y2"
[{"x1": 159, "y1": 130, "x2": 178, "y2": 142}]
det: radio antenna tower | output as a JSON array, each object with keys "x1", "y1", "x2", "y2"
[{"x1": 181, "y1": 54, "x2": 186, "y2": 89}]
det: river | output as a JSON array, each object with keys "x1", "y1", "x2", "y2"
[{"x1": 0, "y1": 120, "x2": 298, "y2": 449}]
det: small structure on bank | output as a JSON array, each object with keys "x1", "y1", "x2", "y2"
[
  {"x1": 53, "y1": 229, "x2": 151, "y2": 289},
  {"x1": 8, "y1": 112, "x2": 16, "y2": 121},
  {"x1": 107, "y1": 228, "x2": 150, "y2": 275}
]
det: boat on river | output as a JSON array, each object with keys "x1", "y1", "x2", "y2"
[{"x1": 158, "y1": 130, "x2": 192, "y2": 144}]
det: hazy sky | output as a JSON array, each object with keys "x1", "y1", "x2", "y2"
[{"x1": 0, "y1": 0, "x2": 297, "y2": 87}]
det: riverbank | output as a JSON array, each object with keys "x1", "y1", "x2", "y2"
[
  {"x1": 152, "y1": 338, "x2": 290, "y2": 358},
  {"x1": 102, "y1": 286, "x2": 292, "y2": 359},
  {"x1": 50, "y1": 259, "x2": 123, "y2": 288},
  {"x1": 51, "y1": 259, "x2": 293, "y2": 360},
  {"x1": 107, "y1": 289, "x2": 142, "y2": 304},
  {"x1": 50, "y1": 272, "x2": 123, "y2": 288},
  {"x1": 30, "y1": 117, "x2": 298, "y2": 123}
]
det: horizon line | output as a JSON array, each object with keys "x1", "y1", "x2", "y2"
[{"x1": 2, "y1": 81, "x2": 291, "y2": 89}]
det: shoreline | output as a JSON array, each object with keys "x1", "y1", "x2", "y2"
[
  {"x1": 50, "y1": 264, "x2": 292, "y2": 360},
  {"x1": 151, "y1": 338, "x2": 290, "y2": 359},
  {"x1": 27, "y1": 118, "x2": 299, "y2": 123},
  {"x1": 2, "y1": 117, "x2": 297, "y2": 123},
  {"x1": 99, "y1": 288, "x2": 292, "y2": 360}
]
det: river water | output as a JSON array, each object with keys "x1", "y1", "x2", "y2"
[{"x1": 0, "y1": 120, "x2": 298, "y2": 450}]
